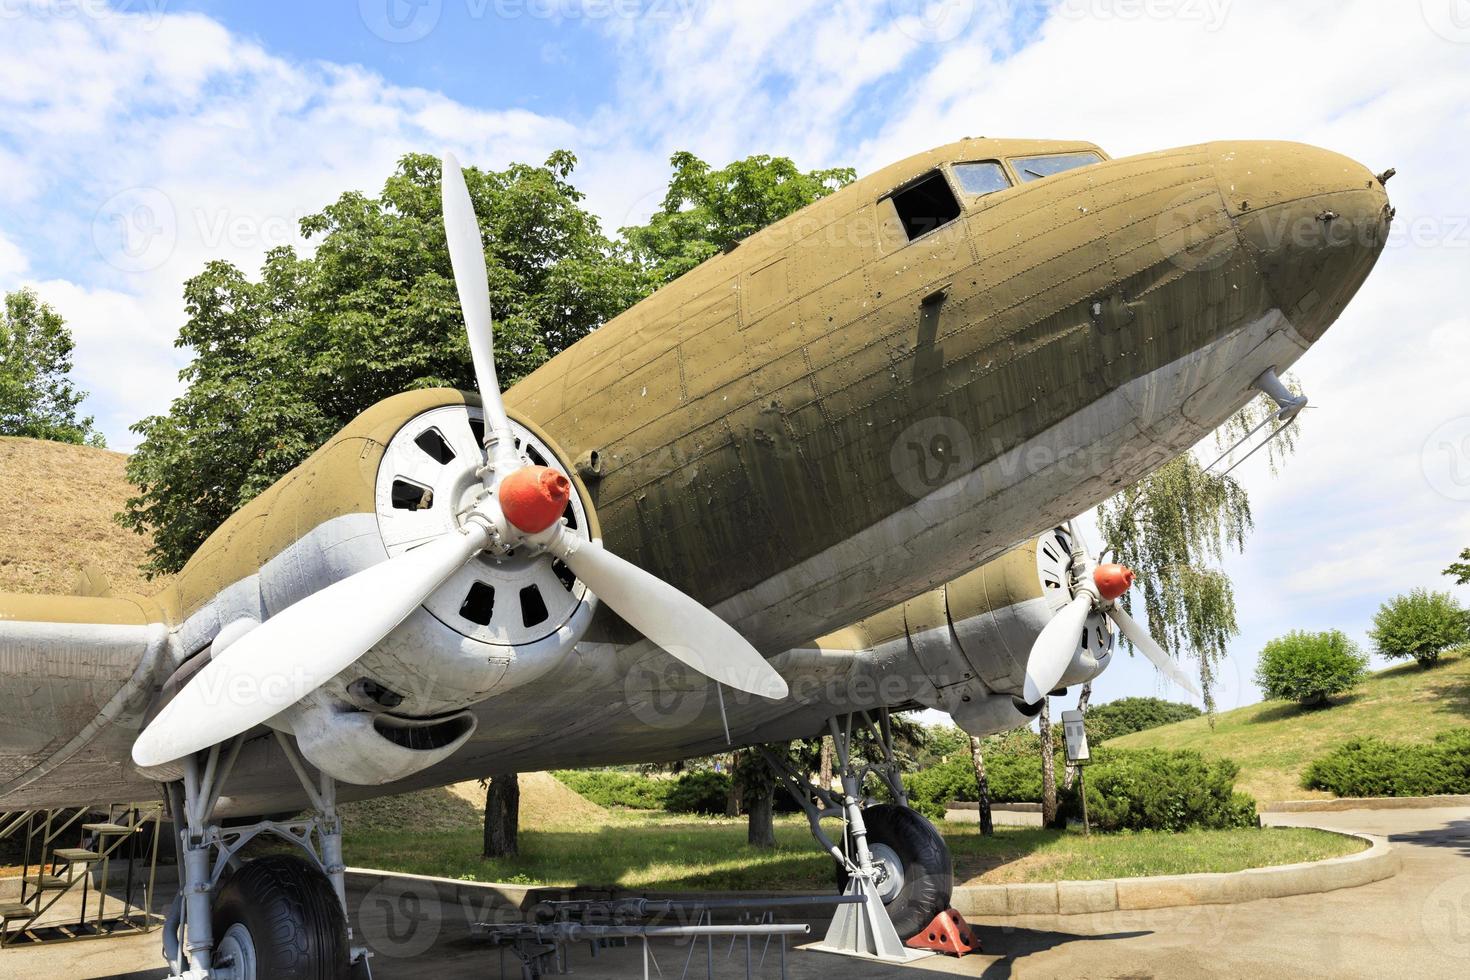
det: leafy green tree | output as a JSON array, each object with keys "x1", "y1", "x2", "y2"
[
  {"x1": 1253, "y1": 630, "x2": 1368, "y2": 706},
  {"x1": 0, "y1": 288, "x2": 103, "y2": 446},
  {"x1": 621, "y1": 151, "x2": 854, "y2": 287},
  {"x1": 1445, "y1": 548, "x2": 1470, "y2": 586},
  {"x1": 1084, "y1": 696, "x2": 1203, "y2": 742},
  {"x1": 120, "y1": 152, "x2": 642, "y2": 576},
  {"x1": 1369, "y1": 589, "x2": 1469, "y2": 668},
  {"x1": 1097, "y1": 379, "x2": 1304, "y2": 711}
]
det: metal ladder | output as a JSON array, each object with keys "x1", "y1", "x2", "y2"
[{"x1": 0, "y1": 803, "x2": 163, "y2": 946}]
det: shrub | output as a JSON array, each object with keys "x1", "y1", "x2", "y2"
[
  {"x1": 1302, "y1": 729, "x2": 1470, "y2": 797},
  {"x1": 552, "y1": 770, "x2": 670, "y2": 810},
  {"x1": 1253, "y1": 629, "x2": 1368, "y2": 706},
  {"x1": 1084, "y1": 696, "x2": 1202, "y2": 742},
  {"x1": 902, "y1": 734, "x2": 1045, "y2": 819},
  {"x1": 1368, "y1": 589, "x2": 1469, "y2": 668},
  {"x1": 1062, "y1": 748, "x2": 1258, "y2": 832},
  {"x1": 664, "y1": 770, "x2": 732, "y2": 814}
]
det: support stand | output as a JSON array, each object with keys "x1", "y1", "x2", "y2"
[{"x1": 758, "y1": 711, "x2": 929, "y2": 964}]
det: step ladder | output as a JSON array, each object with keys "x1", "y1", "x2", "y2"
[{"x1": 0, "y1": 803, "x2": 163, "y2": 947}]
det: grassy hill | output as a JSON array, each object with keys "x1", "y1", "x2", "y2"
[
  {"x1": 1110, "y1": 647, "x2": 1470, "y2": 802},
  {"x1": 0, "y1": 435, "x2": 166, "y2": 597}
]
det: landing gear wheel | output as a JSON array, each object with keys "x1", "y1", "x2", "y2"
[
  {"x1": 210, "y1": 855, "x2": 350, "y2": 980},
  {"x1": 836, "y1": 804, "x2": 953, "y2": 940}
]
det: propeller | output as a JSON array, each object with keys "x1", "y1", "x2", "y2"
[
  {"x1": 131, "y1": 154, "x2": 788, "y2": 770},
  {"x1": 1022, "y1": 522, "x2": 1201, "y2": 704}
]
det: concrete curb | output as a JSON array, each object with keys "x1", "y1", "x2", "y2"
[
  {"x1": 1262, "y1": 794, "x2": 1470, "y2": 812},
  {"x1": 951, "y1": 830, "x2": 1397, "y2": 917}
]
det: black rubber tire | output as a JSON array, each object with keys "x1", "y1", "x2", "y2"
[
  {"x1": 835, "y1": 804, "x2": 953, "y2": 940},
  {"x1": 211, "y1": 855, "x2": 350, "y2": 980}
]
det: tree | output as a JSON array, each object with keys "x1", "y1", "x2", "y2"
[
  {"x1": 120, "y1": 152, "x2": 643, "y2": 576},
  {"x1": 482, "y1": 773, "x2": 519, "y2": 858},
  {"x1": 1083, "y1": 696, "x2": 1203, "y2": 743},
  {"x1": 734, "y1": 750, "x2": 777, "y2": 849},
  {"x1": 1097, "y1": 380, "x2": 1304, "y2": 712},
  {"x1": 621, "y1": 151, "x2": 854, "y2": 287},
  {"x1": 1369, "y1": 589, "x2": 1469, "y2": 668},
  {"x1": 1445, "y1": 548, "x2": 1470, "y2": 586},
  {"x1": 1253, "y1": 630, "x2": 1368, "y2": 706},
  {"x1": 0, "y1": 288, "x2": 103, "y2": 446},
  {"x1": 968, "y1": 736, "x2": 994, "y2": 836},
  {"x1": 1038, "y1": 697, "x2": 1059, "y2": 827}
]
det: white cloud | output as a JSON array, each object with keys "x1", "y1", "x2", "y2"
[{"x1": 0, "y1": 231, "x2": 27, "y2": 279}]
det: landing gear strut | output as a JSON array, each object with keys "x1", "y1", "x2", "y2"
[
  {"x1": 759, "y1": 710, "x2": 950, "y2": 963},
  {"x1": 160, "y1": 733, "x2": 366, "y2": 979}
]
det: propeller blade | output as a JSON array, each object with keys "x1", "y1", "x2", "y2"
[
  {"x1": 1105, "y1": 605, "x2": 1203, "y2": 698},
  {"x1": 1023, "y1": 592, "x2": 1093, "y2": 704},
  {"x1": 549, "y1": 537, "x2": 788, "y2": 700},
  {"x1": 132, "y1": 526, "x2": 490, "y2": 768},
  {"x1": 441, "y1": 152, "x2": 513, "y2": 453}
]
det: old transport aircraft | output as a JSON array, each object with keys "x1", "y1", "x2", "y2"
[{"x1": 0, "y1": 137, "x2": 1390, "y2": 976}]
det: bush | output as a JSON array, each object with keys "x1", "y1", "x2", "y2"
[
  {"x1": 552, "y1": 770, "x2": 670, "y2": 810},
  {"x1": 1302, "y1": 729, "x2": 1470, "y2": 797},
  {"x1": 1369, "y1": 589, "x2": 1469, "y2": 668},
  {"x1": 664, "y1": 770, "x2": 731, "y2": 814},
  {"x1": 903, "y1": 733, "x2": 1046, "y2": 818},
  {"x1": 1084, "y1": 696, "x2": 1202, "y2": 742},
  {"x1": 1253, "y1": 630, "x2": 1368, "y2": 706},
  {"x1": 1062, "y1": 748, "x2": 1258, "y2": 832}
]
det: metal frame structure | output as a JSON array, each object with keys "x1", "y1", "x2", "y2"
[
  {"x1": 0, "y1": 803, "x2": 162, "y2": 946},
  {"x1": 160, "y1": 733, "x2": 369, "y2": 980},
  {"x1": 478, "y1": 895, "x2": 866, "y2": 979}
]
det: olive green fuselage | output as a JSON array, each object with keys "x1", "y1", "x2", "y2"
[{"x1": 0, "y1": 137, "x2": 1390, "y2": 811}]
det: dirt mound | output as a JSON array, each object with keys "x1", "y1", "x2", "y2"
[
  {"x1": 0, "y1": 436, "x2": 165, "y2": 597},
  {"x1": 339, "y1": 772, "x2": 609, "y2": 834}
]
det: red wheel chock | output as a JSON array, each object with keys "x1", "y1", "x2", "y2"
[{"x1": 905, "y1": 908, "x2": 978, "y2": 957}]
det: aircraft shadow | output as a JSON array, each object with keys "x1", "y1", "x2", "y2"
[{"x1": 1389, "y1": 817, "x2": 1470, "y2": 858}]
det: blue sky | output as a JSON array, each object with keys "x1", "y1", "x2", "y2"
[{"x1": 2, "y1": 0, "x2": 1468, "y2": 714}]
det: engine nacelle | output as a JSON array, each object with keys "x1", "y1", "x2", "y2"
[{"x1": 908, "y1": 527, "x2": 1114, "y2": 737}]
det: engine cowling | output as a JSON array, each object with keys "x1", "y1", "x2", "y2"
[
  {"x1": 908, "y1": 527, "x2": 1115, "y2": 737},
  {"x1": 284, "y1": 404, "x2": 600, "y2": 783}
]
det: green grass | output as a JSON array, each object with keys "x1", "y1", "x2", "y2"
[
  {"x1": 339, "y1": 810, "x2": 1363, "y2": 889},
  {"x1": 1110, "y1": 645, "x2": 1470, "y2": 802},
  {"x1": 944, "y1": 823, "x2": 1362, "y2": 883}
]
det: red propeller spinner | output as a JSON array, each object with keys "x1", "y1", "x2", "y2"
[
  {"x1": 1093, "y1": 563, "x2": 1135, "y2": 602},
  {"x1": 498, "y1": 465, "x2": 571, "y2": 534}
]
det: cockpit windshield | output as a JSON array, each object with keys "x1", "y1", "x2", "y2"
[{"x1": 1010, "y1": 151, "x2": 1104, "y2": 183}]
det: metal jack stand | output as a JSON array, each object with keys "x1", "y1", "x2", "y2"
[
  {"x1": 160, "y1": 734, "x2": 372, "y2": 979},
  {"x1": 759, "y1": 711, "x2": 930, "y2": 964}
]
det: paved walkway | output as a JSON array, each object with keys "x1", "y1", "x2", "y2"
[{"x1": 4, "y1": 807, "x2": 1465, "y2": 979}]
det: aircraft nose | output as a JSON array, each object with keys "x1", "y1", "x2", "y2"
[{"x1": 1211, "y1": 142, "x2": 1392, "y2": 342}]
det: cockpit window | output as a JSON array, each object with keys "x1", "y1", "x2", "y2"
[
  {"x1": 1011, "y1": 151, "x2": 1103, "y2": 182},
  {"x1": 889, "y1": 171, "x2": 962, "y2": 241},
  {"x1": 952, "y1": 162, "x2": 1011, "y2": 198}
]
